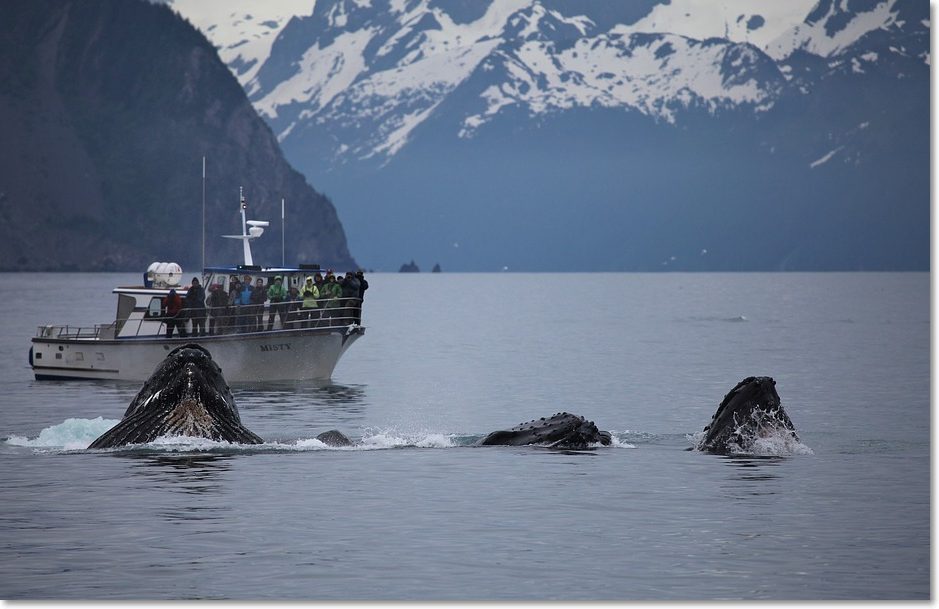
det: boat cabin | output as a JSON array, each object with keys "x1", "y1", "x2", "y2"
[{"x1": 106, "y1": 263, "x2": 334, "y2": 339}]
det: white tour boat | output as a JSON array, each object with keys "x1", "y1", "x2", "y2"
[{"x1": 29, "y1": 194, "x2": 365, "y2": 382}]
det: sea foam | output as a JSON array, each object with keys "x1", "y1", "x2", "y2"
[
  {"x1": 6, "y1": 416, "x2": 119, "y2": 451},
  {"x1": 8, "y1": 420, "x2": 640, "y2": 453}
]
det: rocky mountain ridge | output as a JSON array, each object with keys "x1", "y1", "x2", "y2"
[
  {"x1": 174, "y1": 0, "x2": 925, "y2": 166},
  {"x1": 0, "y1": 0, "x2": 356, "y2": 271}
]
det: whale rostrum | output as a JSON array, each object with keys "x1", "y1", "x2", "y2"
[
  {"x1": 89, "y1": 344, "x2": 263, "y2": 448},
  {"x1": 695, "y1": 376, "x2": 799, "y2": 454},
  {"x1": 477, "y1": 412, "x2": 613, "y2": 449}
]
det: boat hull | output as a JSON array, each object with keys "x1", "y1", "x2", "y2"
[{"x1": 30, "y1": 326, "x2": 364, "y2": 382}]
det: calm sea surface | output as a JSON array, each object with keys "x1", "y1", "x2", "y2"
[{"x1": 0, "y1": 272, "x2": 929, "y2": 600}]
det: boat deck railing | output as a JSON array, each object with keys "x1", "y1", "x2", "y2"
[
  {"x1": 36, "y1": 324, "x2": 114, "y2": 340},
  {"x1": 36, "y1": 297, "x2": 365, "y2": 340}
]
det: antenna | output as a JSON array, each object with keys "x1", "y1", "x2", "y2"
[
  {"x1": 201, "y1": 156, "x2": 206, "y2": 271},
  {"x1": 281, "y1": 197, "x2": 285, "y2": 267}
]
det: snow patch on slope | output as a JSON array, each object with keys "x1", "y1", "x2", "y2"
[
  {"x1": 169, "y1": 0, "x2": 315, "y2": 92},
  {"x1": 255, "y1": 27, "x2": 376, "y2": 123},
  {"x1": 615, "y1": 0, "x2": 819, "y2": 57},
  {"x1": 461, "y1": 31, "x2": 779, "y2": 136},
  {"x1": 766, "y1": 0, "x2": 904, "y2": 59},
  {"x1": 259, "y1": 0, "x2": 529, "y2": 152}
]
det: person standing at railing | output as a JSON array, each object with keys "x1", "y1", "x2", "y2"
[
  {"x1": 355, "y1": 270, "x2": 368, "y2": 323},
  {"x1": 285, "y1": 285, "x2": 301, "y2": 327},
  {"x1": 250, "y1": 277, "x2": 267, "y2": 331},
  {"x1": 321, "y1": 273, "x2": 343, "y2": 326},
  {"x1": 341, "y1": 270, "x2": 360, "y2": 325},
  {"x1": 226, "y1": 277, "x2": 242, "y2": 333},
  {"x1": 237, "y1": 278, "x2": 255, "y2": 332},
  {"x1": 162, "y1": 289, "x2": 187, "y2": 338},
  {"x1": 312, "y1": 272, "x2": 326, "y2": 326},
  {"x1": 206, "y1": 283, "x2": 227, "y2": 335},
  {"x1": 184, "y1": 277, "x2": 207, "y2": 337},
  {"x1": 299, "y1": 276, "x2": 319, "y2": 328},
  {"x1": 266, "y1": 276, "x2": 288, "y2": 330}
]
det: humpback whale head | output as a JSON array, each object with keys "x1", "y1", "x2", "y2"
[
  {"x1": 478, "y1": 412, "x2": 613, "y2": 450},
  {"x1": 89, "y1": 344, "x2": 263, "y2": 448},
  {"x1": 696, "y1": 376, "x2": 798, "y2": 454}
]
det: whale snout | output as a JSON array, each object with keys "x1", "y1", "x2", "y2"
[
  {"x1": 477, "y1": 412, "x2": 612, "y2": 449},
  {"x1": 88, "y1": 345, "x2": 263, "y2": 448},
  {"x1": 696, "y1": 376, "x2": 797, "y2": 454},
  {"x1": 182, "y1": 361, "x2": 205, "y2": 392}
]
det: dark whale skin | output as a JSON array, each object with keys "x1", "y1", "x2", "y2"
[
  {"x1": 89, "y1": 344, "x2": 263, "y2": 448},
  {"x1": 696, "y1": 376, "x2": 798, "y2": 454},
  {"x1": 477, "y1": 412, "x2": 612, "y2": 450},
  {"x1": 316, "y1": 429, "x2": 353, "y2": 447}
]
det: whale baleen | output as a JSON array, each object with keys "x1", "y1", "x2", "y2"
[
  {"x1": 477, "y1": 412, "x2": 612, "y2": 449},
  {"x1": 89, "y1": 344, "x2": 263, "y2": 448},
  {"x1": 695, "y1": 376, "x2": 798, "y2": 454}
]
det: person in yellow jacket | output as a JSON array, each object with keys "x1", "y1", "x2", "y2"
[{"x1": 299, "y1": 276, "x2": 319, "y2": 328}]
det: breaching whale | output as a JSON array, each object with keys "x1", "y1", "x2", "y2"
[
  {"x1": 695, "y1": 376, "x2": 798, "y2": 454},
  {"x1": 477, "y1": 412, "x2": 612, "y2": 450},
  {"x1": 88, "y1": 344, "x2": 263, "y2": 448}
]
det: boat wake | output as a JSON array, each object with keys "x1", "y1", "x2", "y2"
[{"x1": 5, "y1": 418, "x2": 637, "y2": 453}]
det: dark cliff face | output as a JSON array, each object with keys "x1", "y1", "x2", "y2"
[{"x1": 0, "y1": 0, "x2": 356, "y2": 271}]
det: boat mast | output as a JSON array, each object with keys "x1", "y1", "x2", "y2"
[
  {"x1": 239, "y1": 187, "x2": 252, "y2": 266},
  {"x1": 201, "y1": 156, "x2": 206, "y2": 271},
  {"x1": 222, "y1": 186, "x2": 269, "y2": 267}
]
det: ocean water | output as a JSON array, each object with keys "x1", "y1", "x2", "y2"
[{"x1": 0, "y1": 272, "x2": 929, "y2": 600}]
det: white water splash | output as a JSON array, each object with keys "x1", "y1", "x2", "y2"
[
  {"x1": 4, "y1": 419, "x2": 465, "y2": 452},
  {"x1": 607, "y1": 434, "x2": 637, "y2": 449},
  {"x1": 8, "y1": 420, "x2": 641, "y2": 453},
  {"x1": 686, "y1": 425, "x2": 814, "y2": 456},
  {"x1": 6, "y1": 417, "x2": 119, "y2": 451},
  {"x1": 736, "y1": 431, "x2": 814, "y2": 456}
]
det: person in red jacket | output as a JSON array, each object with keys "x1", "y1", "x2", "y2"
[{"x1": 162, "y1": 289, "x2": 188, "y2": 338}]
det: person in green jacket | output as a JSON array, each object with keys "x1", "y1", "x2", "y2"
[
  {"x1": 321, "y1": 273, "x2": 343, "y2": 326},
  {"x1": 266, "y1": 276, "x2": 288, "y2": 330},
  {"x1": 299, "y1": 276, "x2": 320, "y2": 328}
]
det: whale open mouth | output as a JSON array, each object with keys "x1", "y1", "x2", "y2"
[
  {"x1": 88, "y1": 345, "x2": 263, "y2": 448},
  {"x1": 165, "y1": 362, "x2": 217, "y2": 434},
  {"x1": 166, "y1": 398, "x2": 215, "y2": 438}
]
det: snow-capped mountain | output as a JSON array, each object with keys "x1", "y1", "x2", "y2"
[
  {"x1": 168, "y1": 0, "x2": 315, "y2": 91},
  {"x1": 170, "y1": 0, "x2": 928, "y2": 272},
  {"x1": 173, "y1": 0, "x2": 923, "y2": 166}
]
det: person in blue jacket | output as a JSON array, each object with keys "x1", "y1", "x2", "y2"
[{"x1": 236, "y1": 276, "x2": 254, "y2": 332}]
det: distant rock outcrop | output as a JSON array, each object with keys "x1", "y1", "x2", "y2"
[
  {"x1": 399, "y1": 260, "x2": 420, "y2": 273},
  {"x1": 0, "y1": 0, "x2": 357, "y2": 271},
  {"x1": 432, "y1": 263, "x2": 441, "y2": 273}
]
